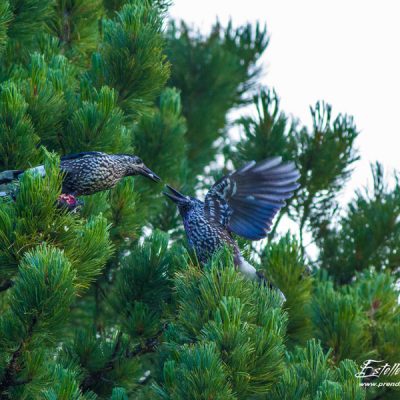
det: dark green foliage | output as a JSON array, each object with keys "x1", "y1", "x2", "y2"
[
  {"x1": 0, "y1": 245, "x2": 76, "y2": 398},
  {"x1": 103, "y1": 0, "x2": 126, "y2": 15},
  {"x1": 269, "y1": 340, "x2": 365, "y2": 400},
  {"x1": 6, "y1": 0, "x2": 53, "y2": 44},
  {"x1": 1, "y1": 1, "x2": 53, "y2": 73},
  {"x1": 109, "y1": 387, "x2": 129, "y2": 400},
  {"x1": 48, "y1": 0, "x2": 103, "y2": 65},
  {"x1": 318, "y1": 163, "x2": 400, "y2": 283},
  {"x1": 106, "y1": 177, "x2": 142, "y2": 244},
  {"x1": 166, "y1": 20, "x2": 269, "y2": 180},
  {"x1": 0, "y1": 0, "x2": 178, "y2": 397},
  {"x1": 133, "y1": 87, "x2": 188, "y2": 229},
  {"x1": 154, "y1": 342, "x2": 236, "y2": 400},
  {"x1": 104, "y1": 0, "x2": 171, "y2": 16},
  {"x1": 0, "y1": 2, "x2": 12, "y2": 55},
  {"x1": 134, "y1": 88, "x2": 187, "y2": 187},
  {"x1": 261, "y1": 234, "x2": 313, "y2": 346},
  {"x1": 88, "y1": 0, "x2": 170, "y2": 118},
  {"x1": 11, "y1": 245, "x2": 76, "y2": 334},
  {"x1": 156, "y1": 252, "x2": 287, "y2": 398},
  {"x1": 42, "y1": 364, "x2": 97, "y2": 400},
  {"x1": 311, "y1": 279, "x2": 371, "y2": 363},
  {"x1": 59, "y1": 329, "x2": 140, "y2": 397},
  {"x1": 65, "y1": 86, "x2": 131, "y2": 153},
  {"x1": 291, "y1": 102, "x2": 359, "y2": 250},
  {"x1": 233, "y1": 89, "x2": 295, "y2": 165},
  {"x1": 80, "y1": 179, "x2": 142, "y2": 248},
  {"x1": 11, "y1": 53, "x2": 69, "y2": 150},
  {"x1": 0, "y1": 82, "x2": 39, "y2": 169},
  {"x1": 309, "y1": 271, "x2": 400, "y2": 398},
  {"x1": 108, "y1": 231, "x2": 179, "y2": 340},
  {"x1": 350, "y1": 271, "x2": 400, "y2": 366}
]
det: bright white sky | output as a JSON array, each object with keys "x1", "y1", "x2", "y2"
[{"x1": 169, "y1": 0, "x2": 400, "y2": 204}]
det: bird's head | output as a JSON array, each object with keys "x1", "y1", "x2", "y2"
[
  {"x1": 163, "y1": 185, "x2": 201, "y2": 217},
  {"x1": 120, "y1": 155, "x2": 161, "y2": 182}
]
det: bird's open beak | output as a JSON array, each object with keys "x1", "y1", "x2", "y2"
[
  {"x1": 138, "y1": 164, "x2": 161, "y2": 182},
  {"x1": 163, "y1": 185, "x2": 188, "y2": 204}
]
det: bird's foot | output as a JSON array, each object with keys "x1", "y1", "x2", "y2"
[
  {"x1": 58, "y1": 193, "x2": 77, "y2": 205},
  {"x1": 57, "y1": 194, "x2": 83, "y2": 213}
]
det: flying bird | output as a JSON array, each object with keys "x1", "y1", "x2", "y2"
[
  {"x1": 0, "y1": 151, "x2": 161, "y2": 207},
  {"x1": 164, "y1": 157, "x2": 300, "y2": 298}
]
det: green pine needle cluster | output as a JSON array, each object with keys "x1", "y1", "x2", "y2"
[
  {"x1": 156, "y1": 252, "x2": 287, "y2": 399},
  {"x1": 269, "y1": 340, "x2": 365, "y2": 400}
]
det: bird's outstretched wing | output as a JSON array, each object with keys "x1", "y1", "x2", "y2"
[
  {"x1": 204, "y1": 157, "x2": 300, "y2": 240},
  {"x1": 61, "y1": 151, "x2": 107, "y2": 161}
]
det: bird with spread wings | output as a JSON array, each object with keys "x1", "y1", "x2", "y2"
[{"x1": 164, "y1": 157, "x2": 300, "y2": 299}]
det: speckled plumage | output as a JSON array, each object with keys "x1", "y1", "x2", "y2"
[
  {"x1": 164, "y1": 157, "x2": 300, "y2": 287},
  {"x1": 180, "y1": 198, "x2": 238, "y2": 264},
  {"x1": 60, "y1": 152, "x2": 141, "y2": 195},
  {"x1": 0, "y1": 151, "x2": 160, "y2": 197}
]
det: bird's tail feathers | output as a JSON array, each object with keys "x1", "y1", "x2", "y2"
[
  {"x1": 237, "y1": 255, "x2": 286, "y2": 303},
  {"x1": 0, "y1": 170, "x2": 23, "y2": 185},
  {"x1": 237, "y1": 255, "x2": 258, "y2": 279}
]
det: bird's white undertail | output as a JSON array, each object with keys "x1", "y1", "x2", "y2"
[
  {"x1": 237, "y1": 255, "x2": 286, "y2": 303},
  {"x1": 237, "y1": 255, "x2": 258, "y2": 279}
]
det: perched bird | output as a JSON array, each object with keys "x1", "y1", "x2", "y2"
[
  {"x1": 164, "y1": 157, "x2": 300, "y2": 297},
  {"x1": 0, "y1": 151, "x2": 161, "y2": 206}
]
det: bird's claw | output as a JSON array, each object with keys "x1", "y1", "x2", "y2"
[{"x1": 57, "y1": 194, "x2": 83, "y2": 213}]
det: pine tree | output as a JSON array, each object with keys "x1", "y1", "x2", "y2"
[{"x1": 0, "y1": 1, "x2": 399, "y2": 399}]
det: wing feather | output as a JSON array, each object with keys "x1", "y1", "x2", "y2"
[
  {"x1": 61, "y1": 151, "x2": 107, "y2": 161},
  {"x1": 204, "y1": 157, "x2": 300, "y2": 240}
]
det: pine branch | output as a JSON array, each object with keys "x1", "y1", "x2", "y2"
[
  {"x1": 80, "y1": 331, "x2": 123, "y2": 392},
  {"x1": 127, "y1": 325, "x2": 166, "y2": 358},
  {"x1": 0, "y1": 280, "x2": 13, "y2": 292},
  {"x1": 0, "y1": 316, "x2": 36, "y2": 397}
]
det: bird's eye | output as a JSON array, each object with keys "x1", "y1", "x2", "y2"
[{"x1": 136, "y1": 158, "x2": 142, "y2": 164}]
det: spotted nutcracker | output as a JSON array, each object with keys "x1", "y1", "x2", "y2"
[
  {"x1": 0, "y1": 151, "x2": 161, "y2": 207},
  {"x1": 164, "y1": 157, "x2": 300, "y2": 300}
]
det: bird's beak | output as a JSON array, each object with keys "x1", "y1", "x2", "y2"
[
  {"x1": 137, "y1": 164, "x2": 161, "y2": 182},
  {"x1": 163, "y1": 185, "x2": 188, "y2": 204}
]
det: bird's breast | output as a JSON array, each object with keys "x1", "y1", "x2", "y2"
[{"x1": 184, "y1": 213, "x2": 234, "y2": 263}]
